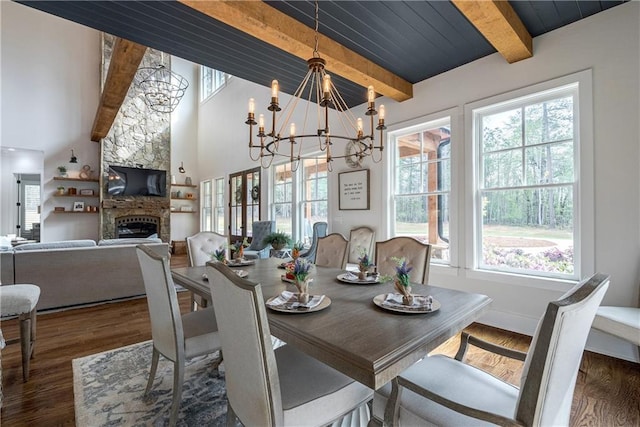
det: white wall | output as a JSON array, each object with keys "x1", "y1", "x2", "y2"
[
  {"x1": 1, "y1": 1, "x2": 101, "y2": 241},
  {"x1": 196, "y1": 2, "x2": 640, "y2": 361}
]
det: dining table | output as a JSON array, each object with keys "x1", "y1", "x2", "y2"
[{"x1": 171, "y1": 257, "x2": 492, "y2": 390}]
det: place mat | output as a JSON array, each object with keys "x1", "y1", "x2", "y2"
[
  {"x1": 227, "y1": 259, "x2": 255, "y2": 267},
  {"x1": 373, "y1": 293, "x2": 440, "y2": 314},
  {"x1": 266, "y1": 291, "x2": 330, "y2": 313},
  {"x1": 337, "y1": 272, "x2": 380, "y2": 284}
]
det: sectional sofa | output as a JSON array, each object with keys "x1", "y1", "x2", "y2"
[{"x1": 0, "y1": 238, "x2": 168, "y2": 310}]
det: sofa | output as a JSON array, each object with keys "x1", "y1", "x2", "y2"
[{"x1": 0, "y1": 238, "x2": 168, "y2": 311}]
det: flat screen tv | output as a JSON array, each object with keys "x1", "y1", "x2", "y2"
[{"x1": 107, "y1": 165, "x2": 167, "y2": 197}]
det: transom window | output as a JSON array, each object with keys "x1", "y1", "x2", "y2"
[{"x1": 200, "y1": 66, "x2": 231, "y2": 102}]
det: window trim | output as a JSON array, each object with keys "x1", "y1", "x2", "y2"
[
  {"x1": 200, "y1": 66, "x2": 232, "y2": 103},
  {"x1": 464, "y1": 69, "x2": 594, "y2": 287}
]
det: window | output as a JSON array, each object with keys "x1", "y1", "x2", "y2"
[
  {"x1": 269, "y1": 157, "x2": 328, "y2": 247},
  {"x1": 201, "y1": 180, "x2": 212, "y2": 231},
  {"x1": 213, "y1": 178, "x2": 225, "y2": 234},
  {"x1": 470, "y1": 71, "x2": 593, "y2": 280},
  {"x1": 389, "y1": 116, "x2": 452, "y2": 264},
  {"x1": 200, "y1": 66, "x2": 231, "y2": 101}
]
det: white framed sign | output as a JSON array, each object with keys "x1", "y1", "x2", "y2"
[{"x1": 339, "y1": 169, "x2": 370, "y2": 210}]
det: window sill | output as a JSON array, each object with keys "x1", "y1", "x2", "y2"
[{"x1": 464, "y1": 268, "x2": 577, "y2": 291}]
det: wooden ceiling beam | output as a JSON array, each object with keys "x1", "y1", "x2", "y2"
[
  {"x1": 452, "y1": 0, "x2": 532, "y2": 63},
  {"x1": 90, "y1": 38, "x2": 147, "y2": 142},
  {"x1": 178, "y1": 0, "x2": 412, "y2": 102}
]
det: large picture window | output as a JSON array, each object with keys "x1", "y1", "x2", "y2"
[
  {"x1": 390, "y1": 116, "x2": 452, "y2": 264},
  {"x1": 470, "y1": 71, "x2": 593, "y2": 280}
]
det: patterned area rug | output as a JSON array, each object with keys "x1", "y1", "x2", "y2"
[{"x1": 73, "y1": 341, "x2": 227, "y2": 426}]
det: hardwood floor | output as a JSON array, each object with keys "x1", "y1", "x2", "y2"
[{"x1": 1, "y1": 255, "x2": 638, "y2": 426}]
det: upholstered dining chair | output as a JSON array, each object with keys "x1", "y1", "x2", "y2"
[
  {"x1": 0, "y1": 284, "x2": 41, "y2": 382},
  {"x1": 591, "y1": 304, "x2": 640, "y2": 355},
  {"x1": 345, "y1": 226, "x2": 376, "y2": 270},
  {"x1": 186, "y1": 231, "x2": 228, "y2": 268},
  {"x1": 300, "y1": 221, "x2": 328, "y2": 263},
  {"x1": 244, "y1": 220, "x2": 276, "y2": 259},
  {"x1": 375, "y1": 237, "x2": 432, "y2": 285},
  {"x1": 315, "y1": 233, "x2": 348, "y2": 269},
  {"x1": 136, "y1": 245, "x2": 222, "y2": 427},
  {"x1": 205, "y1": 262, "x2": 373, "y2": 426},
  {"x1": 371, "y1": 272, "x2": 610, "y2": 427}
]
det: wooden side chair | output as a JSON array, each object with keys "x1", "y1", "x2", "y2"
[
  {"x1": 136, "y1": 245, "x2": 222, "y2": 426},
  {"x1": 315, "y1": 233, "x2": 348, "y2": 269},
  {"x1": 371, "y1": 273, "x2": 610, "y2": 426},
  {"x1": 0, "y1": 284, "x2": 41, "y2": 382},
  {"x1": 375, "y1": 237, "x2": 432, "y2": 285},
  {"x1": 205, "y1": 262, "x2": 373, "y2": 426}
]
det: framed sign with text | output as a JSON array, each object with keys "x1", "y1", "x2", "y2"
[{"x1": 339, "y1": 169, "x2": 370, "y2": 210}]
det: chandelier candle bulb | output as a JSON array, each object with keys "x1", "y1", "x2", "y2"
[
  {"x1": 367, "y1": 85, "x2": 375, "y2": 107},
  {"x1": 357, "y1": 118, "x2": 364, "y2": 138},
  {"x1": 290, "y1": 123, "x2": 296, "y2": 139},
  {"x1": 248, "y1": 98, "x2": 255, "y2": 114},
  {"x1": 258, "y1": 114, "x2": 265, "y2": 136},
  {"x1": 271, "y1": 80, "x2": 279, "y2": 100}
]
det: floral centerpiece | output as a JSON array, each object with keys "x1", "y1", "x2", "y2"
[
  {"x1": 291, "y1": 241, "x2": 304, "y2": 260},
  {"x1": 392, "y1": 257, "x2": 414, "y2": 305},
  {"x1": 211, "y1": 245, "x2": 227, "y2": 264},
  {"x1": 232, "y1": 237, "x2": 249, "y2": 260},
  {"x1": 287, "y1": 258, "x2": 313, "y2": 303},
  {"x1": 357, "y1": 248, "x2": 375, "y2": 280}
]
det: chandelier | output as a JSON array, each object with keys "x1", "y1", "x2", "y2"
[
  {"x1": 136, "y1": 64, "x2": 189, "y2": 113},
  {"x1": 246, "y1": 1, "x2": 386, "y2": 171}
]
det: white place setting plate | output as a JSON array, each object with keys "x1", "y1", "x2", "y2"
[
  {"x1": 336, "y1": 272, "x2": 381, "y2": 284},
  {"x1": 226, "y1": 259, "x2": 255, "y2": 267},
  {"x1": 373, "y1": 293, "x2": 441, "y2": 314},
  {"x1": 266, "y1": 291, "x2": 331, "y2": 313}
]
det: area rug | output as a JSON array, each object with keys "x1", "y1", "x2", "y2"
[{"x1": 73, "y1": 341, "x2": 227, "y2": 426}]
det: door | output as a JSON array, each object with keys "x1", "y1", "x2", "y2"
[{"x1": 229, "y1": 167, "x2": 261, "y2": 246}]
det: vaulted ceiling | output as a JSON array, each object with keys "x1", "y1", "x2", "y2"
[{"x1": 17, "y1": 0, "x2": 626, "y2": 140}]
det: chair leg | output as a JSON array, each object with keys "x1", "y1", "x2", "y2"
[
  {"x1": 169, "y1": 360, "x2": 184, "y2": 427},
  {"x1": 145, "y1": 347, "x2": 160, "y2": 395},
  {"x1": 19, "y1": 308, "x2": 36, "y2": 382}
]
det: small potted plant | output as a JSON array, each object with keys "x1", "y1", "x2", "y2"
[
  {"x1": 357, "y1": 248, "x2": 375, "y2": 280},
  {"x1": 211, "y1": 245, "x2": 227, "y2": 264},
  {"x1": 263, "y1": 231, "x2": 292, "y2": 251},
  {"x1": 57, "y1": 165, "x2": 68, "y2": 177},
  {"x1": 392, "y1": 257, "x2": 414, "y2": 305},
  {"x1": 288, "y1": 258, "x2": 313, "y2": 304},
  {"x1": 56, "y1": 186, "x2": 65, "y2": 195}
]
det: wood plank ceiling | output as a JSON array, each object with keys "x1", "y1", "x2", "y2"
[{"x1": 17, "y1": 0, "x2": 626, "y2": 141}]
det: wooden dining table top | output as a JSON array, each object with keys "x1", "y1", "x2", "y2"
[{"x1": 171, "y1": 258, "x2": 492, "y2": 390}]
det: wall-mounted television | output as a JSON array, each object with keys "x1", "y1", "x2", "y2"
[{"x1": 107, "y1": 165, "x2": 167, "y2": 197}]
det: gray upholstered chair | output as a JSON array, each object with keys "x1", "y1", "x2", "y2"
[
  {"x1": 371, "y1": 273, "x2": 610, "y2": 427},
  {"x1": 0, "y1": 284, "x2": 40, "y2": 382},
  {"x1": 136, "y1": 245, "x2": 222, "y2": 427},
  {"x1": 315, "y1": 233, "x2": 348, "y2": 269},
  {"x1": 205, "y1": 262, "x2": 373, "y2": 426},
  {"x1": 346, "y1": 226, "x2": 376, "y2": 269},
  {"x1": 186, "y1": 231, "x2": 228, "y2": 267},
  {"x1": 244, "y1": 220, "x2": 276, "y2": 259},
  {"x1": 375, "y1": 237, "x2": 432, "y2": 285},
  {"x1": 300, "y1": 221, "x2": 328, "y2": 262}
]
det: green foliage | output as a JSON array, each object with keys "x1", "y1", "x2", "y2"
[{"x1": 263, "y1": 231, "x2": 292, "y2": 246}]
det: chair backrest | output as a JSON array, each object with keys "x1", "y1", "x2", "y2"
[
  {"x1": 136, "y1": 245, "x2": 184, "y2": 363},
  {"x1": 515, "y1": 273, "x2": 610, "y2": 426},
  {"x1": 375, "y1": 237, "x2": 432, "y2": 284},
  {"x1": 347, "y1": 226, "x2": 376, "y2": 264},
  {"x1": 315, "y1": 233, "x2": 348, "y2": 269},
  {"x1": 300, "y1": 221, "x2": 328, "y2": 262},
  {"x1": 186, "y1": 231, "x2": 228, "y2": 267},
  {"x1": 247, "y1": 221, "x2": 276, "y2": 251},
  {"x1": 206, "y1": 262, "x2": 283, "y2": 426}
]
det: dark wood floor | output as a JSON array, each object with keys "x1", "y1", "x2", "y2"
[{"x1": 1, "y1": 255, "x2": 638, "y2": 426}]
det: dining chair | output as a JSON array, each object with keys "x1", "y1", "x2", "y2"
[
  {"x1": 136, "y1": 245, "x2": 222, "y2": 427},
  {"x1": 371, "y1": 272, "x2": 610, "y2": 427},
  {"x1": 300, "y1": 221, "x2": 328, "y2": 263},
  {"x1": 591, "y1": 303, "x2": 640, "y2": 355},
  {"x1": 346, "y1": 226, "x2": 376, "y2": 269},
  {"x1": 205, "y1": 261, "x2": 373, "y2": 426},
  {"x1": 375, "y1": 237, "x2": 432, "y2": 285},
  {"x1": 186, "y1": 231, "x2": 228, "y2": 267},
  {"x1": 244, "y1": 220, "x2": 276, "y2": 259},
  {"x1": 315, "y1": 233, "x2": 348, "y2": 269}
]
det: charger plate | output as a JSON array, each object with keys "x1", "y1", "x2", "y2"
[
  {"x1": 337, "y1": 273, "x2": 380, "y2": 285},
  {"x1": 373, "y1": 294, "x2": 441, "y2": 314},
  {"x1": 266, "y1": 296, "x2": 331, "y2": 313}
]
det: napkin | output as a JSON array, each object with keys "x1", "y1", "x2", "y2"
[
  {"x1": 267, "y1": 290, "x2": 325, "y2": 310},
  {"x1": 383, "y1": 293, "x2": 434, "y2": 311}
]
